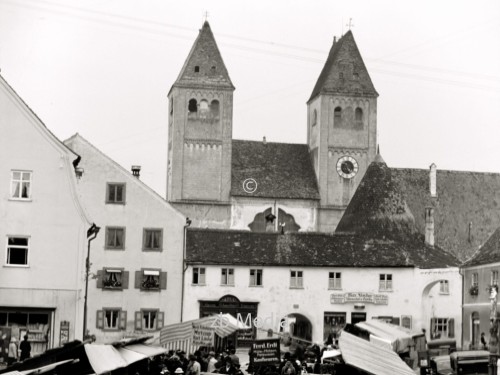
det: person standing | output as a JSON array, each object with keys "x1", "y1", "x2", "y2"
[
  {"x1": 187, "y1": 354, "x2": 201, "y2": 375},
  {"x1": 7, "y1": 337, "x2": 18, "y2": 366},
  {"x1": 19, "y1": 335, "x2": 31, "y2": 361}
]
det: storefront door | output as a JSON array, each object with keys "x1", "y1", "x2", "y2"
[{"x1": 351, "y1": 312, "x2": 366, "y2": 325}]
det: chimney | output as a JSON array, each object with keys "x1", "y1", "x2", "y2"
[
  {"x1": 425, "y1": 207, "x2": 435, "y2": 247},
  {"x1": 429, "y1": 163, "x2": 437, "y2": 197},
  {"x1": 263, "y1": 136, "x2": 267, "y2": 145},
  {"x1": 131, "y1": 165, "x2": 141, "y2": 178},
  {"x1": 75, "y1": 167, "x2": 84, "y2": 179}
]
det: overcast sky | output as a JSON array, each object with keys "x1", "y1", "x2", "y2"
[{"x1": 1, "y1": 0, "x2": 499, "y2": 197}]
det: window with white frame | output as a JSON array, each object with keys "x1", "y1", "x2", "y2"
[
  {"x1": 192, "y1": 267, "x2": 206, "y2": 285},
  {"x1": 430, "y1": 317, "x2": 455, "y2": 339},
  {"x1": 290, "y1": 270, "x2": 303, "y2": 288},
  {"x1": 328, "y1": 272, "x2": 342, "y2": 289},
  {"x1": 141, "y1": 269, "x2": 161, "y2": 290},
  {"x1": 96, "y1": 308, "x2": 126, "y2": 331},
  {"x1": 11, "y1": 171, "x2": 32, "y2": 200},
  {"x1": 106, "y1": 183, "x2": 126, "y2": 204},
  {"x1": 105, "y1": 227, "x2": 125, "y2": 250},
  {"x1": 6, "y1": 237, "x2": 29, "y2": 266},
  {"x1": 103, "y1": 269, "x2": 123, "y2": 289},
  {"x1": 135, "y1": 309, "x2": 164, "y2": 331},
  {"x1": 379, "y1": 274, "x2": 393, "y2": 291},
  {"x1": 221, "y1": 268, "x2": 234, "y2": 286},
  {"x1": 143, "y1": 229, "x2": 162, "y2": 251},
  {"x1": 492, "y1": 271, "x2": 499, "y2": 286},
  {"x1": 439, "y1": 280, "x2": 449, "y2": 294},
  {"x1": 472, "y1": 272, "x2": 479, "y2": 287},
  {"x1": 250, "y1": 269, "x2": 263, "y2": 286}
]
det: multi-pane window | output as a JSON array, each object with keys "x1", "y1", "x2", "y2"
[
  {"x1": 96, "y1": 309, "x2": 126, "y2": 331},
  {"x1": 379, "y1": 274, "x2": 393, "y2": 291},
  {"x1": 103, "y1": 269, "x2": 123, "y2": 289},
  {"x1": 401, "y1": 316, "x2": 412, "y2": 329},
  {"x1": 472, "y1": 273, "x2": 479, "y2": 287},
  {"x1": 439, "y1": 280, "x2": 450, "y2": 294},
  {"x1": 221, "y1": 268, "x2": 234, "y2": 286},
  {"x1": 6, "y1": 237, "x2": 29, "y2": 266},
  {"x1": 143, "y1": 229, "x2": 162, "y2": 251},
  {"x1": 10, "y1": 171, "x2": 32, "y2": 199},
  {"x1": 430, "y1": 317, "x2": 455, "y2": 339},
  {"x1": 141, "y1": 270, "x2": 161, "y2": 290},
  {"x1": 290, "y1": 270, "x2": 303, "y2": 288},
  {"x1": 328, "y1": 272, "x2": 342, "y2": 289},
  {"x1": 105, "y1": 227, "x2": 125, "y2": 249},
  {"x1": 192, "y1": 267, "x2": 206, "y2": 285},
  {"x1": 135, "y1": 310, "x2": 164, "y2": 331},
  {"x1": 250, "y1": 269, "x2": 263, "y2": 286},
  {"x1": 492, "y1": 271, "x2": 499, "y2": 286},
  {"x1": 106, "y1": 183, "x2": 126, "y2": 204}
]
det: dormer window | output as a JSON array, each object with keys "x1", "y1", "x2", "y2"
[{"x1": 194, "y1": 66, "x2": 200, "y2": 73}]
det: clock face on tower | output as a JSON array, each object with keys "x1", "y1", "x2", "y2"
[{"x1": 336, "y1": 156, "x2": 359, "y2": 179}]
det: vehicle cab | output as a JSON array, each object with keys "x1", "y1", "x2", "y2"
[{"x1": 449, "y1": 350, "x2": 489, "y2": 374}]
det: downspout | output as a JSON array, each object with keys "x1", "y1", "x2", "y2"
[
  {"x1": 459, "y1": 266, "x2": 464, "y2": 349},
  {"x1": 180, "y1": 218, "x2": 191, "y2": 322}
]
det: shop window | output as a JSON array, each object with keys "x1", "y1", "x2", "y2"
[
  {"x1": 324, "y1": 312, "x2": 346, "y2": 344},
  {"x1": 439, "y1": 280, "x2": 449, "y2": 295},
  {"x1": 143, "y1": 229, "x2": 162, "y2": 251},
  {"x1": 106, "y1": 183, "x2": 126, "y2": 204},
  {"x1": 96, "y1": 308, "x2": 126, "y2": 331},
  {"x1": 10, "y1": 171, "x2": 32, "y2": 200},
  {"x1": 290, "y1": 270, "x2": 303, "y2": 288},
  {"x1": 135, "y1": 309, "x2": 164, "y2": 331},
  {"x1": 250, "y1": 269, "x2": 263, "y2": 287},
  {"x1": 188, "y1": 99, "x2": 198, "y2": 113},
  {"x1": 135, "y1": 269, "x2": 167, "y2": 291},
  {"x1": 328, "y1": 272, "x2": 342, "y2": 290},
  {"x1": 379, "y1": 274, "x2": 392, "y2": 291},
  {"x1": 430, "y1": 317, "x2": 455, "y2": 339},
  {"x1": 6, "y1": 236, "x2": 29, "y2": 266},
  {"x1": 105, "y1": 227, "x2": 125, "y2": 250},
  {"x1": 193, "y1": 267, "x2": 206, "y2": 285},
  {"x1": 221, "y1": 268, "x2": 234, "y2": 286}
]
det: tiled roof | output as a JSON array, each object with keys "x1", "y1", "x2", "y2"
[
  {"x1": 393, "y1": 168, "x2": 500, "y2": 262},
  {"x1": 308, "y1": 30, "x2": 378, "y2": 102},
  {"x1": 336, "y1": 156, "x2": 418, "y2": 240},
  {"x1": 231, "y1": 140, "x2": 320, "y2": 200},
  {"x1": 186, "y1": 228, "x2": 459, "y2": 269},
  {"x1": 172, "y1": 21, "x2": 234, "y2": 90},
  {"x1": 463, "y1": 227, "x2": 500, "y2": 267}
]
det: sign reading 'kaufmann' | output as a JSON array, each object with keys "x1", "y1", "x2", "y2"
[{"x1": 330, "y1": 292, "x2": 389, "y2": 305}]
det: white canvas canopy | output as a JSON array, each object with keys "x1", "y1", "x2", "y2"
[
  {"x1": 160, "y1": 314, "x2": 251, "y2": 352},
  {"x1": 355, "y1": 320, "x2": 422, "y2": 353}
]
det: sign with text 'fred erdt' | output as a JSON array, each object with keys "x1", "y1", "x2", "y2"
[{"x1": 250, "y1": 338, "x2": 281, "y2": 367}]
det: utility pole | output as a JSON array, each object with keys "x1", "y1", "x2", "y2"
[
  {"x1": 83, "y1": 223, "x2": 100, "y2": 340},
  {"x1": 489, "y1": 285, "x2": 498, "y2": 375}
]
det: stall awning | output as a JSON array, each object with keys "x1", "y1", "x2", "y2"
[
  {"x1": 339, "y1": 330, "x2": 414, "y2": 375},
  {"x1": 84, "y1": 344, "x2": 128, "y2": 375},
  {"x1": 356, "y1": 320, "x2": 418, "y2": 353}
]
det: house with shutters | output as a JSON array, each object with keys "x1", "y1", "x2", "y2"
[
  {"x1": 183, "y1": 155, "x2": 462, "y2": 351},
  {"x1": 64, "y1": 134, "x2": 186, "y2": 343},
  {"x1": 0, "y1": 74, "x2": 91, "y2": 352}
]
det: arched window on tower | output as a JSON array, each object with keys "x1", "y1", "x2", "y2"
[
  {"x1": 334, "y1": 107, "x2": 342, "y2": 127},
  {"x1": 312, "y1": 109, "x2": 317, "y2": 126},
  {"x1": 188, "y1": 99, "x2": 198, "y2": 114},
  {"x1": 199, "y1": 99, "x2": 209, "y2": 120},
  {"x1": 210, "y1": 100, "x2": 220, "y2": 120},
  {"x1": 355, "y1": 107, "x2": 363, "y2": 129}
]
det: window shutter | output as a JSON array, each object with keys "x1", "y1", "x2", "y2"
[
  {"x1": 96, "y1": 310, "x2": 104, "y2": 329},
  {"x1": 157, "y1": 311, "x2": 164, "y2": 329},
  {"x1": 122, "y1": 271, "x2": 129, "y2": 289},
  {"x1": 448, "y1": 318, "x2": 455, "y2": 338},
  {"x1": 135, "y1": 271, "x2": 142, "y2": 288},
  {"x1": 135, "y1": 311, "x2": 142, "y2": 330},
  {"x1": 119, "y1": 311, "x2": 127, "y2": 330},
  {"x1": 160, "y1": 272, "x2": 167, "y2": 289},
  {"x1": 392, "y1": 317, "x2": 400, "y2": 326},
  {"x1": 430, "y1": 318, "x2": 436, "y2": 337},
  {"x1": 96, "y1": 270, "x2": 103, "y2": 288}
]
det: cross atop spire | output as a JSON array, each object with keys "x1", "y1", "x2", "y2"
[
  {"x1": 203, "y1": 11, "x2": 209, "y2": 23},
  {"x1": 346, "y1": 18, "x2": 354, "y2": 31}
]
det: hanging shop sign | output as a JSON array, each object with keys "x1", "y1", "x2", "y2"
[
  {"x1": 192, "y1": 323, "x2": 215, "y2": 346},
  {"x1": 330, "y1": 292, "x2": 388, "y2": 305}
]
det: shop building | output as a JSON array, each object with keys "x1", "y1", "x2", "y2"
[
  {"x1": 64, "y1": 134, "x2": 186, "y2": 343},
  {"x1": 183, "y1": 157, "x2": 461, "y2": 347},
  {"x1": 0, "y1": 75, "x2": 91, "y2": 353}
]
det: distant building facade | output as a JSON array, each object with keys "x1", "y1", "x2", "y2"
[
  {"x1": 64, "y1": 134, "x2": 186, "y2": 343},
  {"x1": 0, "y1": 75, "x2": 90, "y2": 353}
]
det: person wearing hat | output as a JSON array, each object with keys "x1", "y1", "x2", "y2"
[
  {"x1": 207, "y1": 351, "x2": 218, "y2": 373},
  {"x1": 187, "y1": 354, "x2": 201, "y2": 375},
  {"x1": 7, "y1": 337, "x2": 18, "y2": 366},
  {"x1": 175, "y1": 368, "x2": 184, "y2": 374}
]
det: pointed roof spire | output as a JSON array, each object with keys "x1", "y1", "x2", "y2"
[
  {"x1": 308, "y1": 30, "x2": 378, "y2": 102},
  {"x1": 172, "y1": 21, "x2": 234, "y2": 90},
  {"x1": 336, "y1": 156, "x2": 417, "y2": 239}
]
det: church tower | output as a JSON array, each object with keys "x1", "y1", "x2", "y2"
[
  {"x1": 167, "y1": 22, "x2": 234, "y2": 223},
  {"x1": 307, "y1": 31, "x2": 378, "y2": 232}
]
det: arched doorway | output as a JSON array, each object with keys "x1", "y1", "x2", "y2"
[
  {"x1": 280, "y1": 313, "x2": 312, "y2": 342},
  {"x1": 471, "y1": 312, "x2": 480, "y2": 349}
]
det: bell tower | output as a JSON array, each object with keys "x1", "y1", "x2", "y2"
[
  {"x1": 307, "y1": 31, "x2": 378, "y2": 231},
  {"x1": 167, "y1": 22, "x2": 234, "y2": 219}
]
